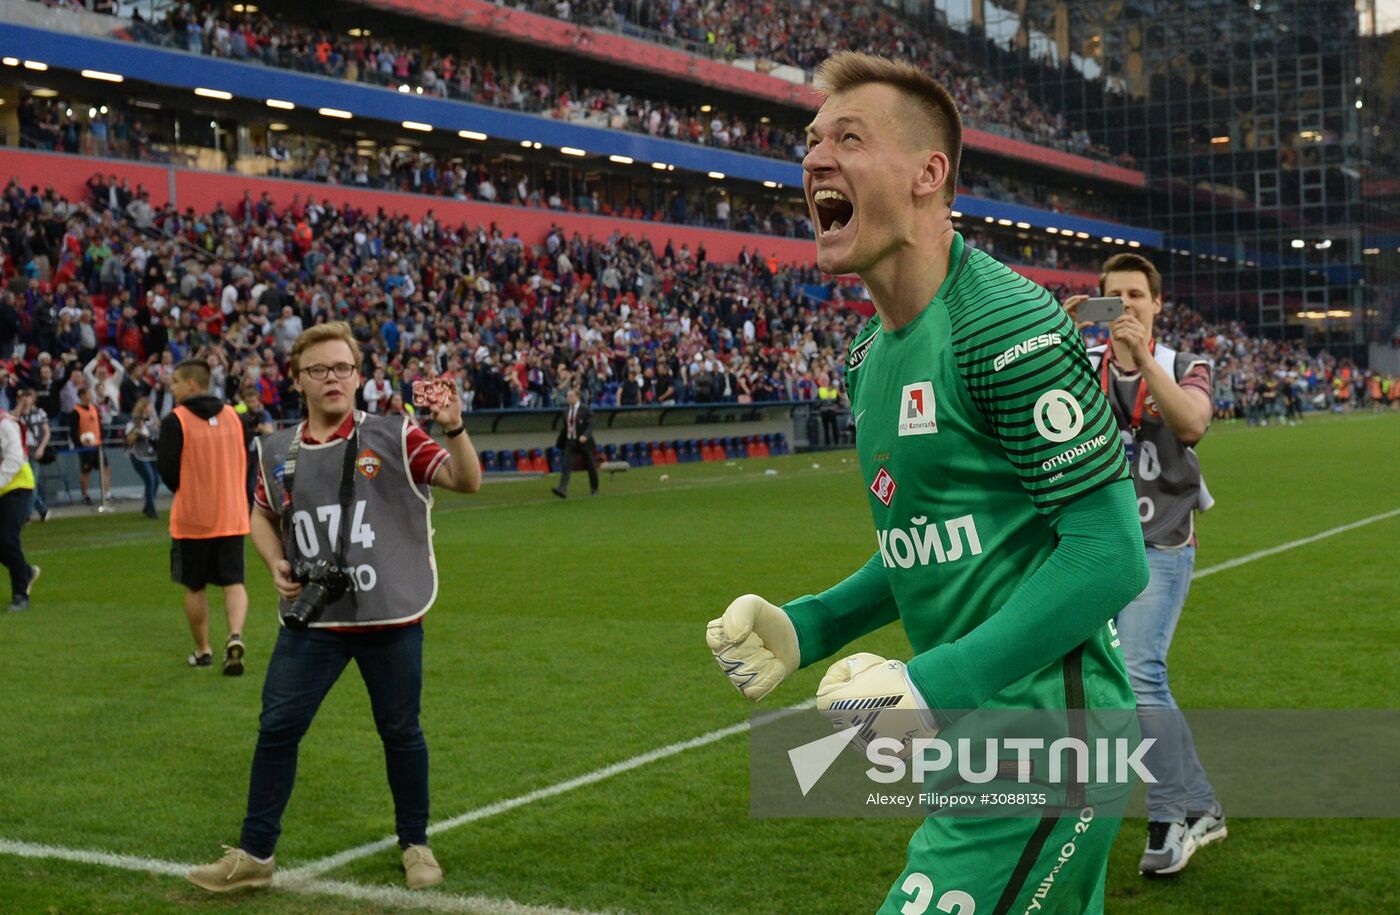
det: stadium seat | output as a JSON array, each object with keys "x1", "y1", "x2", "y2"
[
  {"x1": 499, "y1": 450, "x2": 517, "y2": 473},
  {"x1": 547, "y1": 447, "x2": 562, "y2": 473},
  {"x1": 481, "y1": 450, "x2": 499, "y2": 473}
]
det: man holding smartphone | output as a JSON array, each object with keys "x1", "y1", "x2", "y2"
[
  {"x1": 187, "y1": 322, "x2": 481, "y2": 893},
  {"x1": 1064, "y1": 254, "x2": 1225, "y2": 877}
]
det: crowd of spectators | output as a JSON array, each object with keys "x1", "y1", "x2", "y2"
[
  {"x1": 16, "y1": 93, "x2": 817, "y2": 239},
  {"x1": 0, "y1": 177, "x2": 859, "y2": 439},
  {"x1": 525, "y1": 0, "x2": 1133, "y2": 164},
  {"x1": 3, "y1": 177, "x2": 1388, "y2": 462},
  {"x1": 272, "y1": 142, "x2": 816, "y2": 238},
  {"x1": 15, "y1": 94, "x2": 1121, "y2": 239},
  {"x1": 60, "y1": 1, "x2": 809, "y2": 163},
  {"x1": 45, "y1": 0, "x2": 1130, "y2": 167},
  {"x1": 13, "y1": 97, "x2": 164, "y2": 164}
]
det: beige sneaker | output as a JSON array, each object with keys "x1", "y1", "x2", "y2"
[
  {"x1": 186, "y1": 846, "x2": 275, "y2": 892},
  {"x1": 402, "y1": 844, "x2": 443, "y2": 889}
]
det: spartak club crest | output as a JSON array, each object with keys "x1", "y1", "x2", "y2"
[{"x1": 870, "y1": 466, "x2": 897, "y2": 506}]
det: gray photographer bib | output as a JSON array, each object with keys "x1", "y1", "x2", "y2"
[
  {"x1": 257, "y1": 413, "x2": 438, "y2": 627},
  {"x1": 1087, "y1": 344, "x2": 1212, "y2": 548}
]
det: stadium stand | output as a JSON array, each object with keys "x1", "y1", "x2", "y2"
[
  {"x1": 3, "y1": 179, "x2": 1387, "y2": 469},
  {"x1": 2, "y1": 0, "x2": 1391, "y2": 486}
]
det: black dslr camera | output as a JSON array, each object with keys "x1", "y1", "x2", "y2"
[{"x1": 282, "y1": 560, "x2": 353, "y2": 630}]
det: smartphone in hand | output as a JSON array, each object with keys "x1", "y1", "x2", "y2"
[
  {"x1": 1078, "y1": 296, "x2": 1125, "y2": 324},
  {"x1": 412, "y1": 374, "x2": 454, "y2": 410}
]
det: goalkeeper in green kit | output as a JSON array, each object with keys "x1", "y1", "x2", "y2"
[{"x1": 706, "y1": 52, "x2": 1149, "y2": 914}]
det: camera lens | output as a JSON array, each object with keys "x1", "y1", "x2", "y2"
[{"x1": 281, "y1": 582, "x2": 327, "y2": 630}]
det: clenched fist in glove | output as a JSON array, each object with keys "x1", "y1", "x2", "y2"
[
  {"x1": 706, "y1": 594, "x2": 801, "y2": 701},
  {"x1": 816, "y1": 652, "x2": 939, "y2": 756}
]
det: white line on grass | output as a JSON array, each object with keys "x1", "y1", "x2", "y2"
[
  {"x1": 285, "y1": 700, "x2": 818, "y2": 880},
  {"x1": 292, "y1": 877, "x2": 614, "y2": 914},
  {"x1": 0, "y1": 838, "x2": 189, "y2": 878},
  {"x1": 1191, "y1": 507, "x2": 1400, "y2": 580},
  {"x1": 0, "y1": 838, "x2": 612, "y2": 914}
]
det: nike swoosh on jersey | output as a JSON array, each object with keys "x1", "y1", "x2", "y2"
[{"x1": 854, "y1": 410, "x2": 867, "y2": 427}]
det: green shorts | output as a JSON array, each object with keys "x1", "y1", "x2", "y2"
[{"x1": 877, "y1": 807, "x2": 1120, "y2": 915}]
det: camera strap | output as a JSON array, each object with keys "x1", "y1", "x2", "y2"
[{"x1": 281, "y1": 416, "x2": 359, "y2": 570}]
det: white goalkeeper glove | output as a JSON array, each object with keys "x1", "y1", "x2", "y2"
[
  {"x1": 816, "y1": 652, "x2": 940, "y2": 757},
  {"x1": 706, "y1": 594, "x2": 801, "y2": 701}
]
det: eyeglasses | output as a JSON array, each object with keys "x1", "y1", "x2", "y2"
[{"x1": 300, "y1": 363, "x2": 357, "y2": 381}]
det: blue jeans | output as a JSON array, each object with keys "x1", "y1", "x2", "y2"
[
  {"x1": 240, "y1": 623, "x2": 428, "y2": 858},
  {"x1": 27, "y1": 462, "x2": 45, "y2": 518},
  {"x1": 1116, "y1": 544, "x2": 1218, "y2": 822},
  {"x1": 129, "y1": 456, "x2": 159, "y2": 515}
]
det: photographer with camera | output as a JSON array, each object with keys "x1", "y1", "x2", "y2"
[
  {"x1": 187, "y1": 322, "x2": 480, "y2": 894},
  {"x1": 1064, "y1": 253, "x2": 1224, "y2": 878}
]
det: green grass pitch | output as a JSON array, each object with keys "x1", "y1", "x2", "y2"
[{"x1": 0, "y1": 412, "x2": 1396, "y2": 913}]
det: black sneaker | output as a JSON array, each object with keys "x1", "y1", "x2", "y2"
[
  {"x1": 37, "y1": 507, "x2": 48, "y2": 522},
  {"x1": 223, "y1": 636, "x2": 245, "y2": 677},
  {"x1": 82, "y1": 494, "x2": 93, "y2": 506},
  {"x1": 6, "y1": 596, "x2": 28, "y2": 613},
  {"x1": 188, "y1": 651, "x2": 213, "y2": 668},
  {"x1": 551, "y1": 487, "x2": 567, "y2": 499},
  {"x1": 1186, "y1": 803, "x2": 1227, "y2": 849},
  {"x1": 1140, "y1": 820, "x2": 1195, "y2": 876}
]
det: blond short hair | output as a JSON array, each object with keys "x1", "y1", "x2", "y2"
[
  {"x1": 814, "y1": 51, "x2": 962, "y2": 204},
  {"x1": 288, "y1": 321, "x2": 362, "y2": 377}
]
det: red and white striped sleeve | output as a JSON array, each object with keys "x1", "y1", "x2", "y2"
[{"x1": 405, "y1": 423, "x2": 449, "y2": 486}]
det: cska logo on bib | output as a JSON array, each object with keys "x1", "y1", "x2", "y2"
[
  {"x1": 898, "y1": 382, "x2": 938, "y2": 436},
  {"x1": 870, "y1": 467, "x2": 897, "y2": 506},
  {"x1": 355, "y1": 449, "x2": 383, "y2": 480}
]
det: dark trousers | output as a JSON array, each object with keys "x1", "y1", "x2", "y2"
[
  {"x1": 0, "y1": 489, "x2": 29, "y2": 600},
  {"x1": 240, "y1": 623, "x2": 428, "y2": 858},
  {"x1": 559, "y1": 440, "x2": 599, "y2": 494},
  {"x1": 129, "y1": 456, "x2": 159, "y2": 515}
]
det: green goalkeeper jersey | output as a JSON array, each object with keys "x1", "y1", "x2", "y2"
[{"x1": 792, "y1": 234, "x2": 1136, "y2": 715}]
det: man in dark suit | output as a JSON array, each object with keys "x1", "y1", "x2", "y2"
[{"x1": 552, "y1": 387, "x2": 598, "y2": 498}]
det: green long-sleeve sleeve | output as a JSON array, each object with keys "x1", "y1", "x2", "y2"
[
  {"x1": 782, "y1": 551, "x2": 900, "y2": 669},
  {"x1": 905, "y1": 476, "x2": 1148, "y2": 718}
]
